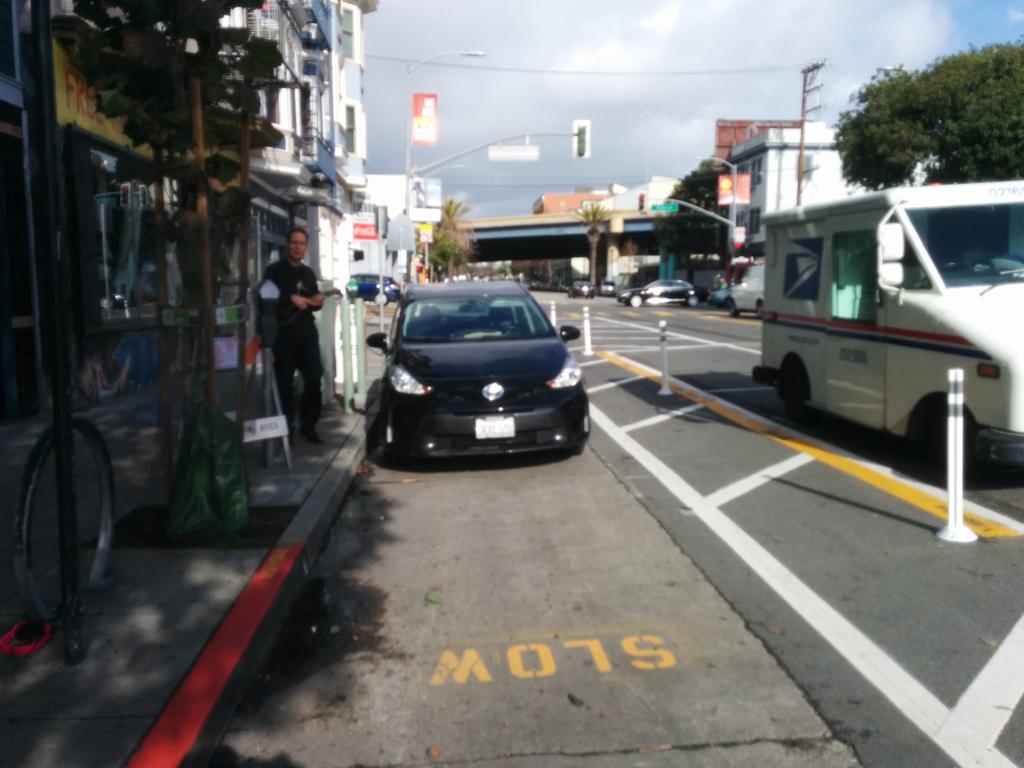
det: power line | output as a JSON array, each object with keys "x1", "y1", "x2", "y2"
[{"x1": 367, "y1": 54, "x2": 799, "y2": 77}]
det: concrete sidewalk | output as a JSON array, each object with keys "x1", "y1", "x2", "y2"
[{"x1": 0, "y1": 345, "x2": 381, "y2": 767}]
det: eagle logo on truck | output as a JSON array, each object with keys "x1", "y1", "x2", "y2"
[{"x1": 784, "y1": 237, "x2": 823, "y2": 300}]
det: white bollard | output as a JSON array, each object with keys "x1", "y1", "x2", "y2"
[
  {"x1": 658, "y1": 320, "x2": 672, "y2": 395},
  {"x1": 583, "y1": 305, "x2": 593, "y2": 356},
  {"x1": 549, "y1": 300, "x2": 557, "y2": 327},
  {"x1": 938, "y1": 368, "x2": 977, "y2": 543}
]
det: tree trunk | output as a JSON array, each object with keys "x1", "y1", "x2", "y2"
[
  {"x1": 588, "y1": 230, "x2": 600, "y2": 286},
  {"x1": 234, "y1": 109, "x2": 251, "y2": 426},
  {"x1": 190, "y1": 77, "x2": 217, "y2": 404}
]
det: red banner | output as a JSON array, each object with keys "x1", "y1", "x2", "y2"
[
  {"x1": 718, "y1": 173, "x2": 751, "y2": 205},
  {"x1": 411, "y1": 93, "x2": 439, "y2": 146},
  {"x1": 353, "y1": 222, "x2": 378, "y2": 240}
]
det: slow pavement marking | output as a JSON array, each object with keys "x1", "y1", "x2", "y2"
[
  {"x1": 597, "y1": 350, "x2": 1021, "y2": 539},
  {"x1": 590, "y1": 403, "x2": 1020, "y2": 768}
]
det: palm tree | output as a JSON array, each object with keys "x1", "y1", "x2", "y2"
[
  {"x1": 576, "y1": 203, "x2": 611, "y2": 286},
  {"x1": 431, "y1": 197, "x2": 475, "y2": 281}
]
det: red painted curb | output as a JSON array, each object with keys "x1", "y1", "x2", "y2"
[{"x1": 127, "y1": 544, "x2": 303, "y2": 768}]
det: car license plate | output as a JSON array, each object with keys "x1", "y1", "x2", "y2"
[{"x1": 475, "y1": 416, "x2": 515, "y2": 439}]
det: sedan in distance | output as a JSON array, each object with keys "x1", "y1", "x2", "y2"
[
  {"x1": 599, "y1": 280, "x2": 617, "y2": 297},
  {"x1": 617, "y1": 279, "x2": 700, "y2": 308},
  {"x1": 366, "y1": 281, "x2": 590, "y2": 459},
  {"x1": 567, "y1": 280, "x2": 596, "y2": 298},
  {"x1": 351, "y1": 273, "x2": 401, "y2": 304}
]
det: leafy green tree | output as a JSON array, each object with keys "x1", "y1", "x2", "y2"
[
  {"x1": 654, "y1": 161, "x2": 724, "y2": 269},
  {"x1": 575, "y1": 203, "x2": 610, "y2": 285},
  {"x1": 430, "y1": 197, "x2": 475, "y2": 280},
  {"x1": 836, "y1": 42, "x2": 1024, "y2": 188}
]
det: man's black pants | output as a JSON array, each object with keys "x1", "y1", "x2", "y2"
[{"x1": 272, "y1": 331, "x2": 322, "y2": 434}]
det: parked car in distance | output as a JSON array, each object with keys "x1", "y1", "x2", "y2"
[
  {"x1": 707, "y1": 287, "x2": 732, "y2": 307},
  {"x1": 599, "y1": 280, "x2": 617, "y2": 297},
  {"x1": 366, "y1": 281, "x2": 590, "y2": 459},
  {"x1": 617, "y1": 279, "x2": 700, "y2": 308},
  {"x1": 567, "y1": 280, "x2": 595, "y2": 298},
  {"x1": 351, "y1": 273, "x2": 401, "y2": 304},
  {"x1": 726, "y1": 264, "x2": 765, "y2": 318}
]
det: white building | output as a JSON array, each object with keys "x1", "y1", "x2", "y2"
[{"x1": 728, "y1": 121, "x2": 860, "y2": 256}]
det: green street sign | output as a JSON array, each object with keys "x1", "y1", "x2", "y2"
[{"x1": 650, "y1": 203, "x2": 679, "y2": 212}]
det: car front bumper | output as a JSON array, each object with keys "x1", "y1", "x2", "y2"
[
  {"x1": 976, "y1": 427, "x2": 1024, "y2": 467},
  {"x1": 382, "y1": 387, "x2": 590, "y2": 457}
]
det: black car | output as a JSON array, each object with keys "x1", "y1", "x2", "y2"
[
  {"x1": 366, "y1": 281, "x2": 589, "y2": 458},
  {"x1": 567, "y1": 280, "x2": 595, "y2": 298},
  {"x1": 617, "y1": 279, "x2": 700, "y2": 308}
]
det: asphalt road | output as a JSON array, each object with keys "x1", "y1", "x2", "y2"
[{"x1": 215, "y1": 292, "x2": 1024, "y2": 768}]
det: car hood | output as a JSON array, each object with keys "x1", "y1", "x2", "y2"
[{"x1": 396, "y1": 337, "x2": 568, "y2": 382}]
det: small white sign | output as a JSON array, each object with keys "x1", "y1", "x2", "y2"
[
  {"x1": 410, "y1": 207, "x2": 442, "y2": 223},
  {"x1": 243, "y1": 415, "x2": 289, "y2": 444}
]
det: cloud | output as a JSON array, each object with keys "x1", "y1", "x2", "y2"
[
  {"x1": 362, "y1": 0, "x2": 968, "y2": 217},
  {"x1": 1010, "y1": 7, "x2": 1024, "y2": 23}
]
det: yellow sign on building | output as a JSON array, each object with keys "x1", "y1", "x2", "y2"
[{"x1": 52, "y1": 43, "x2": 149, "y2": 155}]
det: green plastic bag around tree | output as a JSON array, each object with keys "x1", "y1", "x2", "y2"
[{"x1": 167, "y1": 401, "x2": 250, "y2": 538}]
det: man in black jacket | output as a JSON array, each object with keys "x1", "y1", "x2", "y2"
[{"x1": 263, "y1": 227, "x2": 325, "y2": 443}]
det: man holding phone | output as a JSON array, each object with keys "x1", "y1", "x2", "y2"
[{"x1": 263, "y1": 226, "x2": 325, "y2": 443}]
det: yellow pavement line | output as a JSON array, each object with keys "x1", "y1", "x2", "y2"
[
  {"x1": 566, "y1": 312, "x2": 581, "y2": 319},
  {"x1": 622, "y1": 311, "x2": 641, "y2": 318},
  {"x1": 597, "y1": 351, "x2": 1019, "y2": 538},
  {"x1": 652, "y1": 310, "x2": 674, "y2": 318}
]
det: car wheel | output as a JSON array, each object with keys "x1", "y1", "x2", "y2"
[
  {"x1": 779, "y1": 358, "x2": 812, "y2": 423},
  {"x1": 687, "y1": 295, "x2": 698, "y2": 307},
  {"x1": 630, "y1": 294, "x2": 643, "y2": 308},
  {"x1": 755, "y1": 300, "x2": 764, "y2": 320},
  {"x1": 727, "y1": 297, "x2": 740, "y2": 317}
]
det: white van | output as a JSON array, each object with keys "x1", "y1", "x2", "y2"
[
  {"x1": 727, "y1": 264, "x2": 765, "y2": 318},
  {"x1": 751, "y1": 181, "x2": 1024, "y2": 465}
]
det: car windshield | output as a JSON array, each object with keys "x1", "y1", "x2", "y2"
[
  {"x1": 907, "y1": 203, "x2": 1024, "y2": 288},
  {"x1": 400, "y1": 296, "x2": 554, "y2": 343}
]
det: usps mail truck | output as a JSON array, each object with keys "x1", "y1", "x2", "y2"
[{"x1": 752, "y1": 181, "x2": 1024, "y2": 465}]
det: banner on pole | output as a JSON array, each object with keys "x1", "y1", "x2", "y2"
[{"x1": 411, "y1": 93, "x2": 439, "y2": 146}]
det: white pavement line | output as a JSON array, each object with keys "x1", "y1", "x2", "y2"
[
  {"x1": 595, "y1": 315, "x2": 761, "y2": 355},
  {"x1": 704, "y1": 454, "x2": 816, "y2": 508},
  {"x1": 579, "y1": 359, "x2": 610, "y2": 368},
  {"x1": 589, "y1": 403, "x2": 1018, "y2": 768},
  {"x1": 938, "y1": 611, "x2": 1024, "y2": 751},
  {"x1": 587, "y1": 375, "x2": 645, "y2": 394},
  {"x1": 610, "y1": 351, "x2": 1023, "y2": 535},
  {"x1": 622, "y1": 403, "x2": 706, "y2": 432}
]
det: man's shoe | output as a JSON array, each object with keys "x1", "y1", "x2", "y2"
[{"x1": 301, "y1": 428, "x2": 323, "y2": 444}]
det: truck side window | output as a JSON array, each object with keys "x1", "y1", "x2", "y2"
[{"x1": 832, "y1": 231, "x2": 876, "y2": 323}]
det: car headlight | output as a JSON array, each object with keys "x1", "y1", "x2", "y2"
[
  {"x1": 390, "y1": 364, "x2": 431, "y2": 395},
  {"x1": 547, "y1": 356, "x2": 583, "y2": 389}
]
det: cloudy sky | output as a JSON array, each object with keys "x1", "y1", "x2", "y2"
[{"x1": 362, "y1": 1, "x2": 1024, "y2": 218}]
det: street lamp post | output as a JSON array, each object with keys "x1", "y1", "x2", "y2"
[{"x1": 403, "y1": 50, "x2": 485, "y2": 281}]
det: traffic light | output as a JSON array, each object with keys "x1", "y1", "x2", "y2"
[
  {"x1": 119, "y1": 183, "x2": 131, "y2": 208},
  {"x1": 572, "y1": 119, "x2": 591, "y2": 158},
  {"x1": 638, "y1": 193, "x2": 645, "y2": 211}
]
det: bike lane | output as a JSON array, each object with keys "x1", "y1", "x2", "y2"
[{"x1": 577, "y1": 315, "x2": 1024, "y2": 768}]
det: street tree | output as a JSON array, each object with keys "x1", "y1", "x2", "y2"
[
  {"x1": 575, "y1": 203, "x2": 610, "y2": 286},
  {"x1": 654, "y1": 161, "x2": 725, "y2": 274},
  {"x1": 70, "y1": 0, "x2": 282, "y2": 498},
  {"x1": 836, "y1": 42, "x2": 1024, "y2": 188},
  {"x1": 430, "y1": 197, "x2": 475, "y2": 280}
]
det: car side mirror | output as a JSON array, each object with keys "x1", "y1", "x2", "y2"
[
  {"x1": 879, "y1": 223, "x2": 905, "y2": 263},
  {"x1": 559, "y1": 325, "x2": 580, "y2": 342},
  {"x1": 366, "y1": 332, "x2": 388, "y2": 351},
  {"x1": 879, "y1": 262, "x2": 904, "y2": 288}
]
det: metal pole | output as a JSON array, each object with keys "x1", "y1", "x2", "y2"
[
  {"x1": 658, "y1": 320, "x2": 671, "y2": 395},
  {"x1": 28, "y1": 0, "x2": 83, "y2": 664},
  {"x1": 583, "y1": 305, "x2": 593, "y2": 356},
  {"x1": 355, "y1": 298, "x2": 367, "y2": 401},
  {"x1": 938, "y1": 368, "x2": 976, "y2": 543},
  {"x1": 340, "y1": 295, "x2": 354, "y2": 412}
]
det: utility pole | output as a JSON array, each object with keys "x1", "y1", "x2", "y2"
[{"x1": 796, "y1": 61, "x2": 825, "y2": 206}]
